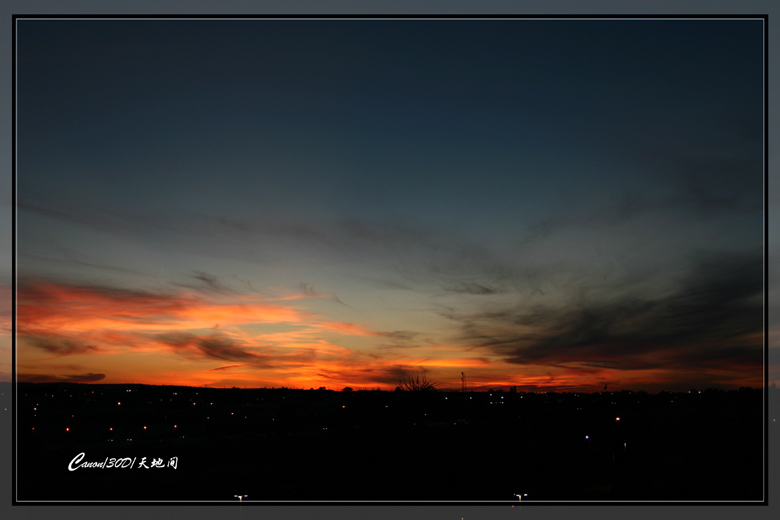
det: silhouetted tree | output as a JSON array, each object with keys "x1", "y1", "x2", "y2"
[{"x1": 399, "y1": 371, "x2": 437, "y2": 392}]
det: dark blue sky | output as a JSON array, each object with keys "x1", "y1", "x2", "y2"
[{"x1": 13, "y1": 19, "x2": 766, "y2": 391}]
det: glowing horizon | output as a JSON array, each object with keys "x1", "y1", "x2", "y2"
[{"x1": 14, "y1": 276, "x2": 764, "y2": 393}]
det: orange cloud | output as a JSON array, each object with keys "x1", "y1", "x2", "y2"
[
  {"x1": 18, "y1": 280, "x2": 305, "y2": 336},
  {"x1": 16, "y1": 280, "x2": 444, "y2": 388}
]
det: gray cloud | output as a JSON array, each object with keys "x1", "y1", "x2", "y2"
[
  {"x1": 374, "y1": 330, "x2": 425, "y2": 351},
  {"x1": 377, "y1": 330, "x2": 420, "y2": 342},
  {"x1": 443, "y1": 251, "x2": 763, "y2": 376},
  {"x1": 173, "y1": 270, "x2": 235, "y2": 295},
  {"x1": 154, "y1": 332, "x2": 271, "y2": 366},
  {"x1": 25, "y1": 335, "x2": 101, "y2": 356},
  {"x1": 623, "y1": 123, "x2": 763, "y2": 217},
  {"x1": 439, "y1": 281, "x2": 502, "y2": 295},
  {"x1": 19, "y1": 248, "x2": 148, "y2": 276}
]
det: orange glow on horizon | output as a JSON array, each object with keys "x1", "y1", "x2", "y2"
[{"x1": 11, "y1": 279, "x2": 765, "y2": 392}]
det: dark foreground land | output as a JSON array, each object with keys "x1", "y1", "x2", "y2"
[{"x1": 14, "y1": 383, "x2": 766, "y2": 502}]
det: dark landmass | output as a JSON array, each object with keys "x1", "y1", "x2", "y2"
[{"x1": 12, "y1": 383, "x2": 767, "y2": 502}]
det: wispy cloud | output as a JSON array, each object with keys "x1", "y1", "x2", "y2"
[
  {"x1": 23, "y1": 334, "x2": 101, "y2": 356},
  {"x1": 298, "y1": 282, "x2": 349, "y2": 306},
  {"x1": 154, "y1": 332, "x2": 273, "y2": 365},
  {"x1": 442, "y1": 251, "x2": 763, "y2": 384},
  {"x1": 439, "y1": 281, "x2": 503, "y2": 295},
  {"x1": 18, "y1": 372, "x2": 106, "y2": 383},
  {"x1": 339, "y1": 273, "x2": 415, "y2": 291},
  {"x1": 173, "y1": 271, "x2": 236, "y2": 295}
]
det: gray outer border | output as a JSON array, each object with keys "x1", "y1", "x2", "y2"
[{"x1": 2, "y1": 1, "x2": 776, "y2": 519}]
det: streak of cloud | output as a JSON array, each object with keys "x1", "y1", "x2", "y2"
[
  {"x1": 173, "y1": 270, "x2": 236, "y2": 295},
  {"x1": 155, "y1": 332, "x2": 271, "y2": 365},
  {"x1": 298, "y1": 282, "x2": 349, "y2": 306},
  {"x1": 18, "y1": 372, "x2": 106, "y2": 383},
  {"x1": 24, "y1": 334, "x2": 101, "y2": 356},
  {"x1": 440, "y1": 281, "x2": 502, "y2": 295}
]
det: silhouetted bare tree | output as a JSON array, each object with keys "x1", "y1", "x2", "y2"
[{"x1": 399, "y1": 371, "x2": 438, "y2": 392}]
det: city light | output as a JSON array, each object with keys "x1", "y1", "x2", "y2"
[{"x1": 15, "y1": 379, "x2": 764, "y2": 501}]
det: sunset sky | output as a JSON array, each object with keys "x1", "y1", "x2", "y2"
[{"x1": 12, "y1": 19, "x2": 767, "y2": 392}]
